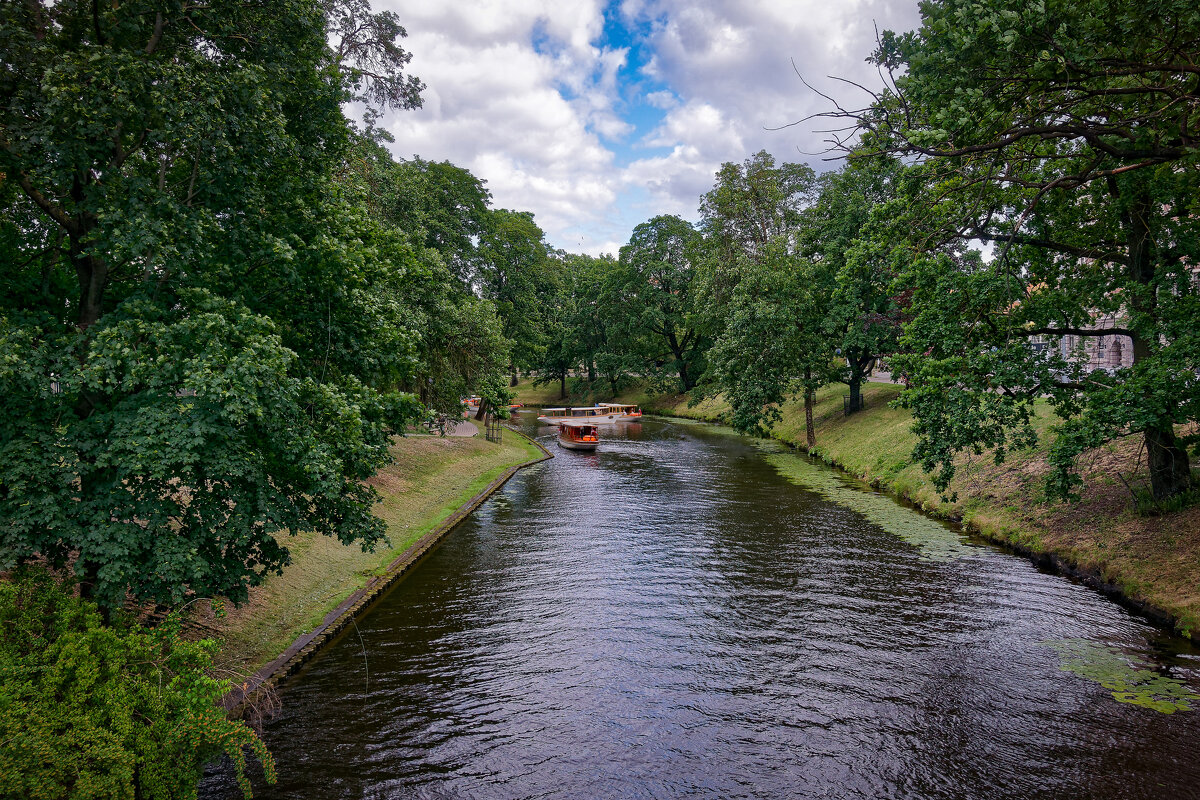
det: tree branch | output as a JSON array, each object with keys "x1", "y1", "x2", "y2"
[
  {"x1": 1024, "y1": 326, "x2": 1135, "y2": 339},
  {"x1": 146, "y1": 12, "x2": 166, "y2": 55},
  {"x1": 13, "y1": 170, "x2": 78, "y2": 235}
]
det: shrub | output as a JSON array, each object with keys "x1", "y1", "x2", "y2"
[{"x1": 0, "y1": 567, "x2": 274, "y2": 799}]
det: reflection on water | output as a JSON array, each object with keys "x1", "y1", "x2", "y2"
[{"x1": 202, "y1": 417, "x2": 1200, "y2": 800}]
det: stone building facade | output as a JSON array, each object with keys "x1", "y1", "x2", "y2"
[{"x1": 1057, "y1": 312, "x2": 1134, "y2": 371}]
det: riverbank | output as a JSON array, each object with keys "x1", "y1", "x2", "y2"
[
  {"x1": 194, "y1": 431, "x2": 545, "y2": 680},
  {"x1": 512, "y1": 378, "x2": 1200, "y2": 638}
]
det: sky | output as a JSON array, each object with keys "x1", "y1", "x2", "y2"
[{"x1": 377, "y1": 0, "x2": 925, "y2": 257}]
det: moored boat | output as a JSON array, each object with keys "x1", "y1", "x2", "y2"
[
  {"x1": 537, "y1": 406, "x2": 624, "y2": 424},
  {"x1": 537, "y1": 403, "x2": 641, "y2": 424},
  {"x1": 597, "y1": 403, "x2": 642, "y2": 420},
  {"x1": 557, "y1": 421, "x2": 599, "y2": 451}
]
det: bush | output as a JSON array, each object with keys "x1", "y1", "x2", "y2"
[{"x1": 0, "y1": 567, "x2": 274, "y2": 799}]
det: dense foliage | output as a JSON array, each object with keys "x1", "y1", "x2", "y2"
[
  {"x1": 0, "y1": 2, "x2": 550, "y2": 794},
  {"x1": 853, "y1": 0, "x2": 1200, "y2": 500},
  {"x1": 0, "y1": 0, "x2": 428, "y2": 611},
  {"x1": 0, "y1": 567, "x2": 272, "y2": 799},
  {"x1": 612, "y1": 215, "x2": 709, "y2": 392}
]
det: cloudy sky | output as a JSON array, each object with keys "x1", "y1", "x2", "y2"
[{"x1": 377, "y1": 0, "x2": 924, "y2": 256}]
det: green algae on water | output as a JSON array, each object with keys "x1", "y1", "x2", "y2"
[
  {"x1": 763, "y1": 452, "x2": 973, "y2": 562},
  {"x1": 1044, "y1": 639, "x2": 1199, "y2": 714}
]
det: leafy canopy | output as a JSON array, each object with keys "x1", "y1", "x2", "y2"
[
  {"x1": 846, "y1": 0, "x2": 1200, "y2": 500},
  {"x1": 0, "y1": 0, "x2": 425, "y2": 609},
  {"x1": 0, "y1": 566, "x2": 273, "y2": 799}
]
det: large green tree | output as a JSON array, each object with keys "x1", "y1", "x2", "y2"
[
  {"x1": 697, "y1": 152, "x2": 826, "y2": 443},
  {"x1": 613, "y1": 215, "x2": 708, "y2": 392},
  {"x1": 0, "y1": 0, "x2": 423, "y2": 611},
  {"x1": 706, "y1": 239, "x2": 832, "y2": 445},
  {"x1": 476, "y1": 209, "x2": 552, "y2": 387},
  {"x1": 559, "y1": 253, "x2": 624, "y2": 390},
  {"x1": 799, "y1": 160, "x2": 908, "y2": 415},
  {"x1": 385, "y1": 156, "x2": 492, "y2": 288},
  {"x1": 333, "y1": 138, "x2": 510, "y2": 414},
  {"x1": 533, "y1": 258, "x2": 575, "y2": 400},
  {"x1": 852, "y1": 0, "x2": 1200, "y2": 500},
  {"x1": 699, "y1": 150, "x2": 815, "y2": 272}
]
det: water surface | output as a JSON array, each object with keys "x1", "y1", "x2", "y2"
[{"x1": 202, "y1": 417, "x2": 1200, "y2": 799}]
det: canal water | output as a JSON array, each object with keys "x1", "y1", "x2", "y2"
[{"x1": 202, "y1": 417, "x2": 1200, "y2": 800}]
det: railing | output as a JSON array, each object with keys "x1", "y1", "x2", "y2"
[{"x1": 484, "y1": 413, "x2": 503, "y2": 443}]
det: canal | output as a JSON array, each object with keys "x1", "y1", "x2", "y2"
[{"x1": 202, "y1": 416, "x2": 1200, "y2": 799}]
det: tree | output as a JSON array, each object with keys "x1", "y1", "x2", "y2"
[
  {"x1": 0, "y1": 0, "x2": 424, "y2": 611},
  {"x1": 845, "y1": 0, "x2": 1200, "y2": 500},
  {"x1": 799, "y1": 161, "x2": 907, "y2": 415},
  {"x1": 548, "y1": 252, "x2": 625, "y2": 395},
  {"x1": 381, "y1": 155, "x2": 492, "y2": 288},
  {"x1": 697, "y1": 152, "x2": 826, "y2": 444},
  {"x1": 699, "y1": 150, "x2": 815, "y2": 267},
  {"x1": 707, "y1": 240, "x2": 832, "y2": 446},
  {"x1": 613, "y1": 215, "x2": 709, "y2": 392},
  {"x1": 476, "y1": 209, "x2": 552, "y2": 386},
  {"x1": 472, "y1": 372, "x2": 516, "y2": 422},
  {"x1": 533, "y1": 259, "x2": 576, "y2": 400},
  {"x1": 332, "y1": 138, "x2": 509, "y2": 414},
  {"x1": 325, "y1": 0, "x2": 424, "y2": 125}
]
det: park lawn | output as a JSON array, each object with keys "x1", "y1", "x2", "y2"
[
  {"x1": 623, "y1": 381, "x2": 1200, "y2": 638},
  {"x1": 198, "y1": 432, "x2": 542, "y2": 677},
  {"x1": 511, "y1": 377, "x2": 596, "y2": 406}
]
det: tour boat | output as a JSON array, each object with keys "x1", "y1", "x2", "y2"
[
  {"x1": 537, "y1": 403, "x2": 642, "y2": 424},
  {"x1": 597, "y1": 403, "x2": 643, "y2": 420},
  {"x1": 537, "y1": 406, "x2": 622, "y2": 424},
  {"x1": 557, "y1": 421, "x2": 599, "y2": 451}
]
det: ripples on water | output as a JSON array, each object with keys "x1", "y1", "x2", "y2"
[{"x1": 202, "y1": 418, "x2": 1200, "y2": 800}]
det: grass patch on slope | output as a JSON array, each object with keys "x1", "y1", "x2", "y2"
[{"x1": 198, "y1": 432, "x2": 542, "y2": 675}]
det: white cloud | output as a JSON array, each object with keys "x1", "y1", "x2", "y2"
[
  {"x1": 381, "y1": 1, "x2": 621, "y2": 241},
  {"x1": 376, "y1": 0, "x2": 924, "y2": 255},
  {"x1": 644, "y1": 90, "x2": 679, "y2": 110}
]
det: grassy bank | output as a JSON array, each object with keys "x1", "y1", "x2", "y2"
[
  {"x1": 197, "y1": 431, "x2": 542, "y2": 676},
  {"x1": 514, "y1": 378, "x2": 1200, "y2": 637}
]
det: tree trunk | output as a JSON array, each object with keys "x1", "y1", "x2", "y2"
[
  {"x1": 1116, "y1": 186, "x2": 1191, "y2": 499},
  {"x1": 474, "y1": 404, "x2": 486, "y2": 421},
  {"x1": 848, "y1": 377, "x2": 862, "y2": 414},
  {"x1": 559, "y1": 373, "x2": 566, "y2": 399},
  {"x1": 509, "y1": 365, "x2": 518, "y2": 387},
  {"x1": 804, "y1": 376, "x2": 815, "y2": 452},
  {"x1": 587, "y1": 359, "x2": 596, "y2": 383},
  {"x1": 1145, "y1": 424, "x2": 1193, "y2": 500},
  {"x1": 666, "y1": 330, "x2": 695, "y2": 391}
]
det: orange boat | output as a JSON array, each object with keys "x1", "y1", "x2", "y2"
[{"x1": 557, "y1": 421, "x2": 599, "y2": 451}]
